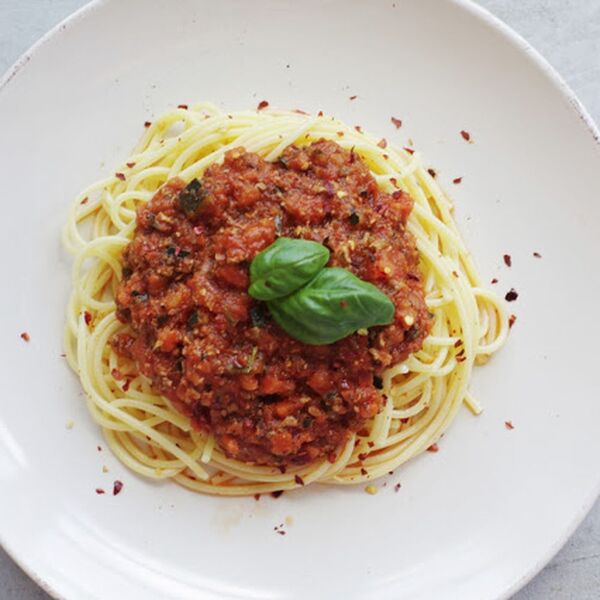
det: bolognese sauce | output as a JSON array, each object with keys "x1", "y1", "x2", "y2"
[{"x1": 112, "y1": 140, "x2": 430, "y2": 466}]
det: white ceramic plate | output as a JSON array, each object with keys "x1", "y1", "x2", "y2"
[{"x1": 1, "y1": 1, "x2": 599, "y2": 598}]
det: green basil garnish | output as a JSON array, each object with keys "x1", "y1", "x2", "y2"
[
  {"x1": 249, "y1": 237, "x2": 330, "y2": 301},
  {"x1": 248, "y1": 238, "x2": 395, "y2": 345},
  {"x1": 267, "y1": 267, "x2": 394, "y2": 345}
]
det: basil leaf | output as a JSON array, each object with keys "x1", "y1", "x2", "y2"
[
  {"x1": 249, "y1": 237, "x2": 330, "y2": 301},
  {"x1": 267, "y1": 267, "x2": 395, "y2": 345}
]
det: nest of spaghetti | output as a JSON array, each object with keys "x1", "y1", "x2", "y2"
[{"x1": 64, "y1": 104, "x2": 507, "y2": 496}]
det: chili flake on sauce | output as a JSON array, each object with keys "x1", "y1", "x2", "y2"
[{"x1": 112, "y1": 140, "x2": 429, "y2": 467}]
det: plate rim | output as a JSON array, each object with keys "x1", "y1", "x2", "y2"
[{"x1": 0, "y1": 1, "x2": 599, "y2": 599}]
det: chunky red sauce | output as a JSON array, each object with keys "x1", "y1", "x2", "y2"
[{"x1": 113, "y1": 140, "x2": 430, "y2": 466}]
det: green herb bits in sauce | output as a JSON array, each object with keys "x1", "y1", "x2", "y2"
[{"x1": 248, "y1": 239, "x2": 395, "y2": 345}]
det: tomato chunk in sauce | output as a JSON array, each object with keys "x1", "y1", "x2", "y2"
[{"x1": 113, "y1": 140, "x2": 430, "y2": 466}]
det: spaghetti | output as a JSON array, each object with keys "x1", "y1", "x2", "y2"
[{"x1": 63, "y1": 103, "x2": 508, "y2": 495}]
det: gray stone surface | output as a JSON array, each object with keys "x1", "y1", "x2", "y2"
[{"x1": 0, "y1": 1, "x2": 598, "y2": 598}]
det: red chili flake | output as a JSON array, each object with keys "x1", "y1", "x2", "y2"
[
  {"x1": 403, "y1": 147, "x2": 415, "y2": 155},
  {"x1": 456, "y1": 356, "x2": 467, "y2": 363},
  {"x1": 533, "y1": 252, "x2": 542, "y2": 258},
  {"x1": 277, "y1": 464, "x2": 287, "y2": 474},
  {"x1": 111, "y1": 368, "x2": 124, "y2": 381},
  {"x1": 20, "y1": 332, "x2": 30, "y2": 342},
  {"x1": 115, "y1": 172, "x2": 126, "y2": 181},
  {"x1": 377, "y1": 138, "x2": 388, "y2": 149},
  {"x1": 367, "y1": 441, "x2": 374, "y2": 448},
  {"x1": 97, "y1": 446, "x2": 102, "y2": 452},
  {"x1": 388, "y1": 471, "x2": 394, "y2": 476},
  {"x1": 505, "y1": 288, "x2": 518, "y2": 302},
  {"x1": 360, "y1": 468, "x2": 368, "y2": 476},
  {"x1": 83, "y1": 311, "x2": 93, "y2": 325},
  {"x1": 454, "y1": 339, "x2": 463, "y2": 348},
  {"x1": 391, "y1": 116, "x2": 402, "y2": 129},
  {"x1": 143, "y1": 121, "x2": 152, "y2": 128},
  {"x1": 277, "y1": 530, "x2": 286, "y2": 536},
  {"x1": 95, "y1": 488, "x2": 105, "y2": 495},
  {"x1": 349, "y1": 95, "x2": 357, "y2": 100},
  {"x1": 317, "y1": 110, "x2": 324, "y2": 117},
  {"x1": 426, "y1": 443, "x2": 439, "y2": 453},
  {"x1": 460, "y1": 130, "x2": 471, "y2": 142},
  {"x1": 392, "y1": 190, "x2": 403, "y2": 200},
  {"x1": 122, "y1": 379, "x2": 131, "y2": 392},
  {"x1": 354, "y1": 125, "x2": 363, "y2": 133},
  {"x1": 293, "y1": 108, "x2": 309, "y2": 115},
  {"x1": 382, "y1": 153, "x2": 389, "y2": 160},
  {"x1": 508, "y1": 314, "x2": 517, "y2": 328},
  {"x1": 177, "y1": 104, "x2": 188, "y2": 110},
  {"x1": 271, "y1": 490, "x2": 284, "y2": 498},
  {"x1": 357, "y1": 452, "x2": 368, "y2": 461},
  {"x1": 294, "y1": 475, "x2": 305, "y2": 486},
  {"x1": 504, "y1": 421, "x2": 514, "y2": 430},
  {"x1": 453, "y1": 177, "x2": 463, "y2": 185},
  {"x1": 491, "y1": 278, "x2": 498, "y2": 284},
  {"x1": 340, "y1": 299, "x2": 348, "y2": 309},
  {"x1": 503, "y1": 254, "x2": 512, "y2": 267},
  {"x1": 113, "y1": 480, "x2": 124, "y2": 496},
  {"x1": 254, "y1": 493, "x2": 261, "y2": 501},
  {"x1": 452, "y1": 270, "x2": 459, "y2": 278},
  {"x1": 80, "y1": 197, "x2": 89, "y2": 205},
  {"x1": 394, "y1": 483, "x2": 401, "y2": 492},
  {"x1": 427, "y1": 168, "x2": 437, "y2": 178},
  {"x1": 390, "y1": 177, "x2": 398, "y2": 188},
  {"x1": 126, "y1": 162, "x2": 136, "y2": 168},
  {"x1": 400, "y1": 417, "x2": 410, "y2": 424},
  {"x1": 336, "y1": 131, "x2": 344, "y2": 137},
  {"x1": 257, "y1": 100, "x2": 269, "y2": 110}
]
